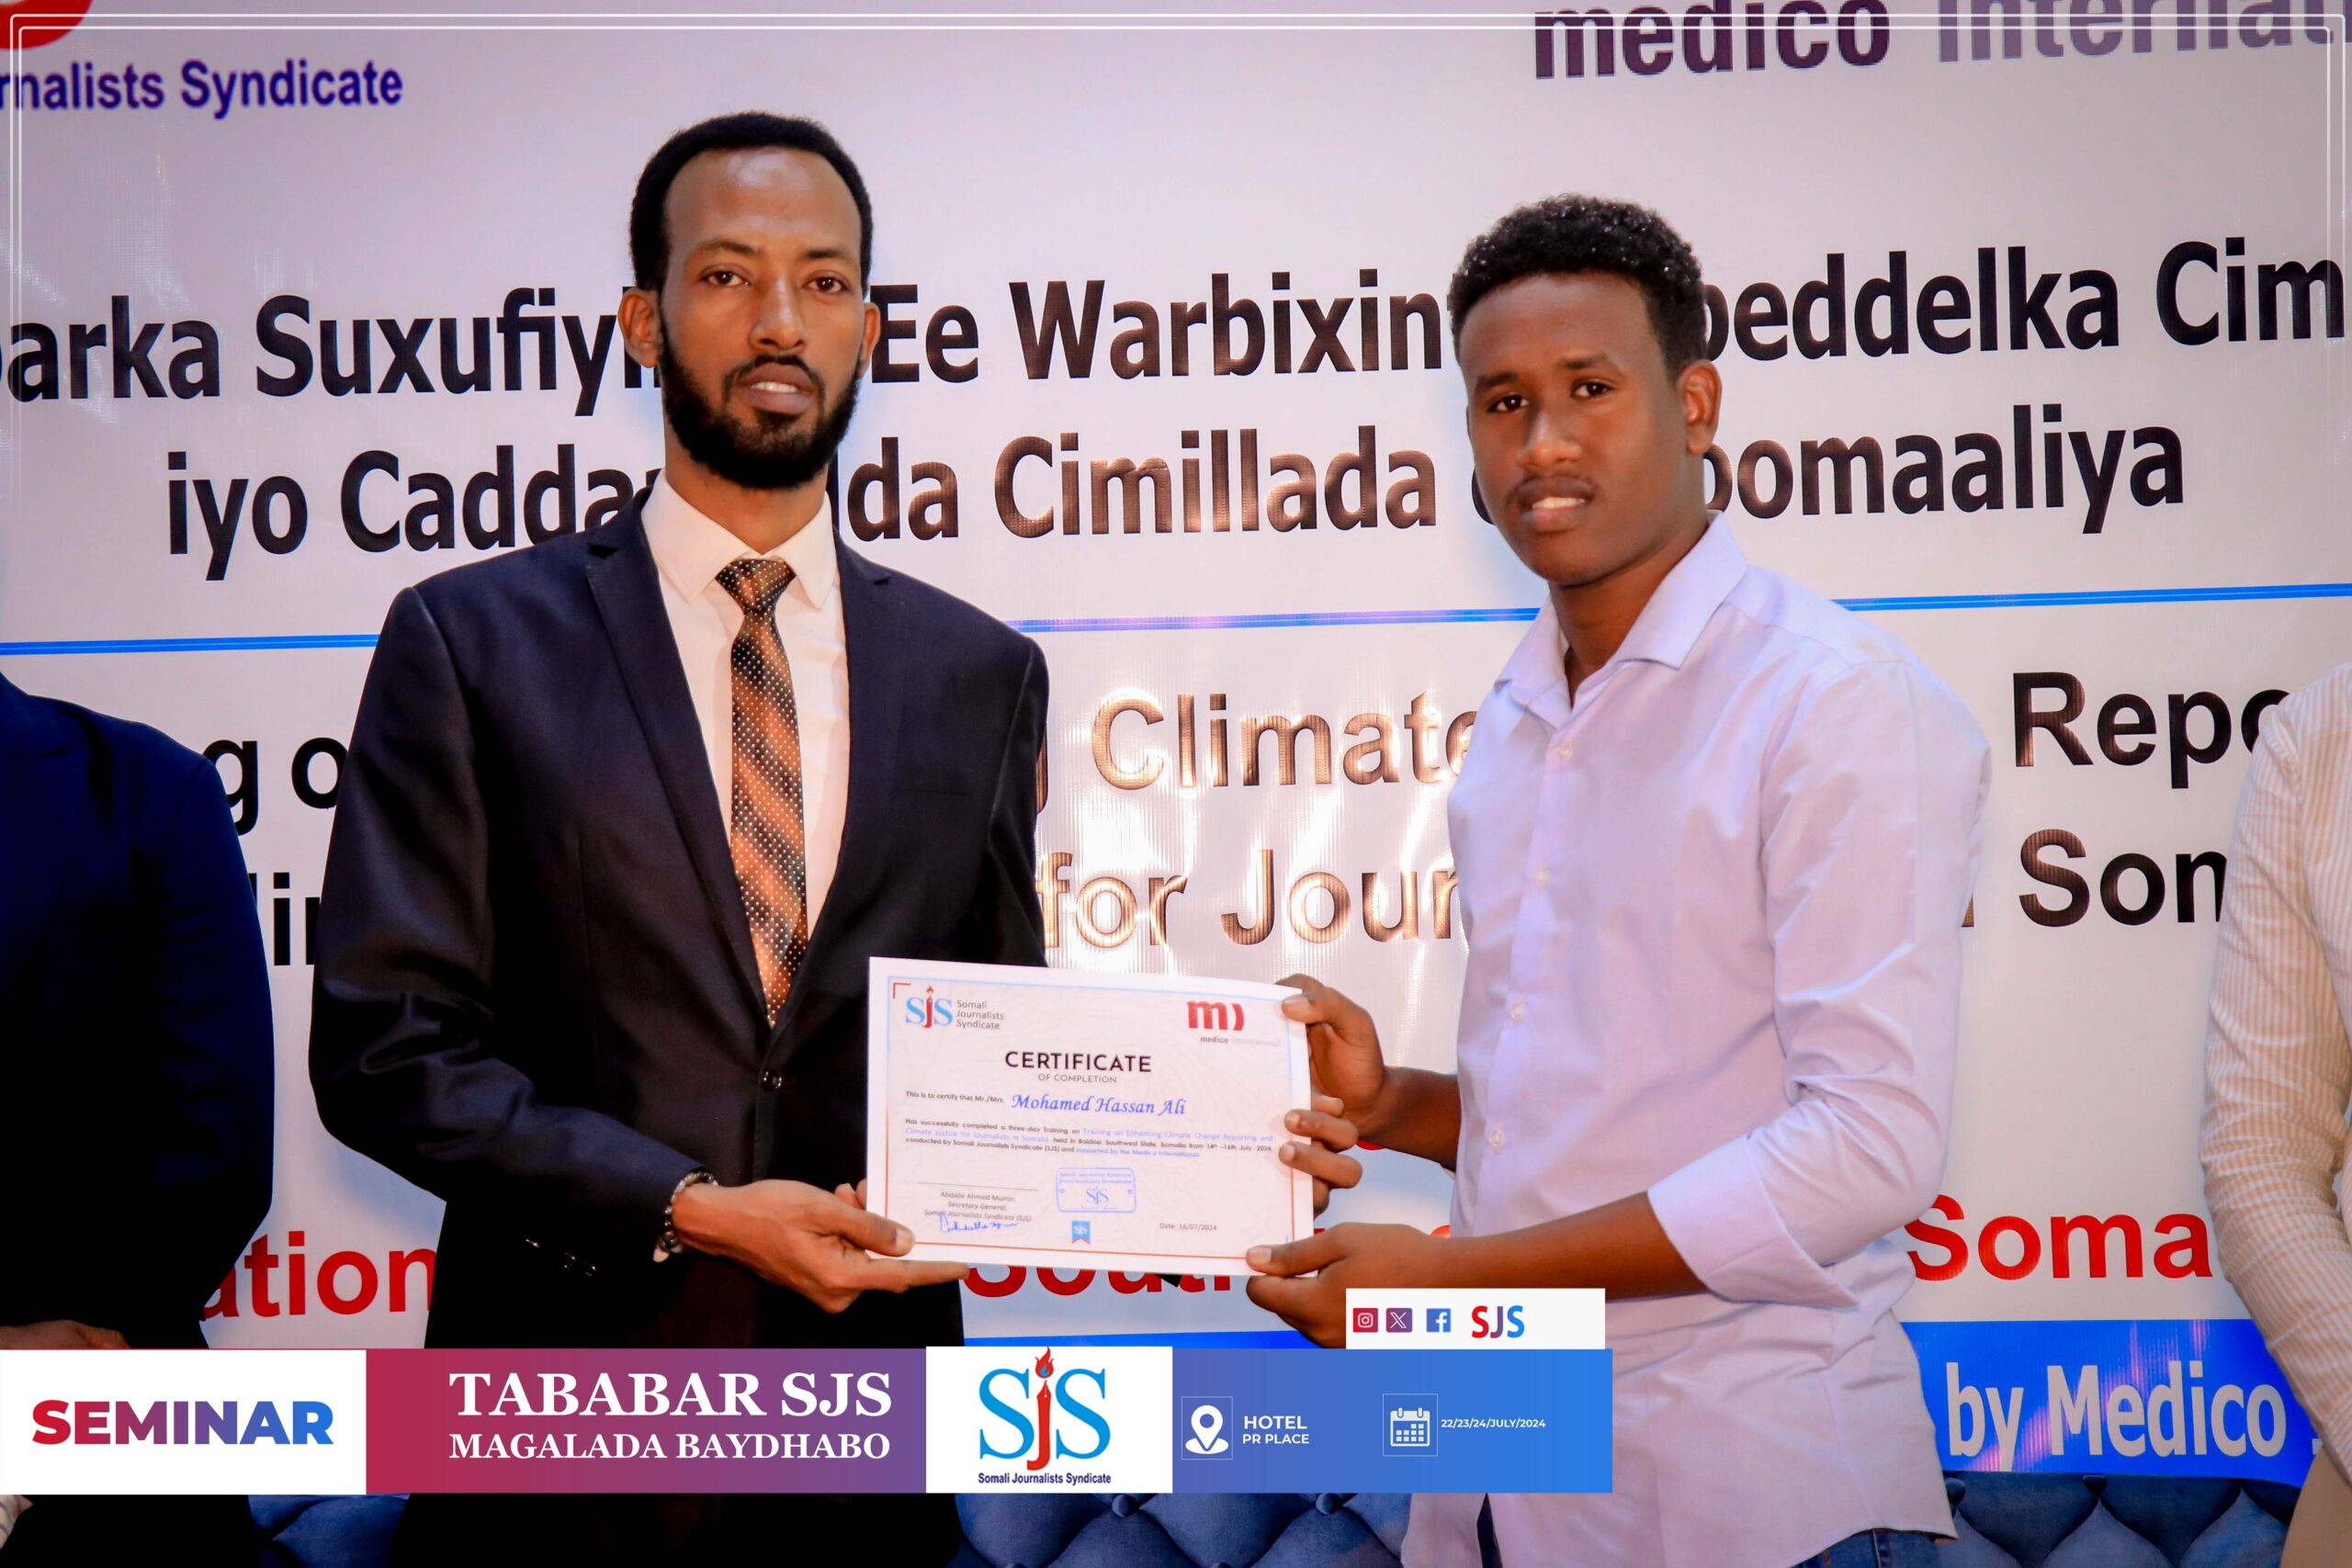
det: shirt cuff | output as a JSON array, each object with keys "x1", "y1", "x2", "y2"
[{"x1": 1649, "y1": 1137, "x2": 1860, "y2": 1309}]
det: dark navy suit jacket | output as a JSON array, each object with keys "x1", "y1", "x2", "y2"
[
  {"x1": 0, "y1": 672, "x2": 273, "y2": 1350},
  {"x1": 310, "y1": 497, "x2": 1046, "y2": 1355}
]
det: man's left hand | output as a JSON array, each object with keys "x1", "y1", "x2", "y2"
[{"x1": 1244, "y1": 1223, "x2": 1452, "y2": 1347}]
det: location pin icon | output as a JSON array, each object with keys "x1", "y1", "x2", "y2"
[{"x1": 1191, "y1": 1403, "x2": 1224, "y2": 1452}]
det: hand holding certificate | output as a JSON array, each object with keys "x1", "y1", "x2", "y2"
[{"x1": 865, "y1": 959, "x2": 1352, "y2": 1275}]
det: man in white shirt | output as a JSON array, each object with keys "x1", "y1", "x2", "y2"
[
  {"x1": 2202, "y1": 660, "x2": 2352, "y2": 1568},
  {"x1": 1245, "y1": 195, "x2": 1990, "y2": 1568}
]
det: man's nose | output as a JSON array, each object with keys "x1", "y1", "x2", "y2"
[
  {"x1": 1522, "y1": 405, "x2": 1584, "y2": 467},
  {"x1": 750, "y1": 280, "x2": 807, "y2": 355}
]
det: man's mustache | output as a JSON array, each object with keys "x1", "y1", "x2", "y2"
[{"x1": 1512, "y1": 475, "x2": 1598, "y2": 507}]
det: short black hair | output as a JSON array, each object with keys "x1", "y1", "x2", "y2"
[
  {"x1": 629, "y1": 112, "x2": 873, "y2": 292},
  {"x1": 1447, "y1": 195, "x2": 1706, "y2": 370}
]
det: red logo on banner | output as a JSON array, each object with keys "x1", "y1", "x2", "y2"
[{"x1": 1, "y1": 1, "x2": 94, "y2": 50}]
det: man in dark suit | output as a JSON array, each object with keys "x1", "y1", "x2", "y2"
[
  {"x1": 0, "y1": 671, "x2": 274, "y2": 1562},
  {"x1": 310, "y1": 113, "x2": 1039, "y2": 1561}
]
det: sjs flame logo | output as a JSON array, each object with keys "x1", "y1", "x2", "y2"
[
  {"x1": 978, "y1": 1348, "x2": 1111, "y2": 1470},
  {"x1": 893, "y1": 982, "x2": 956, "y2": 1030}
]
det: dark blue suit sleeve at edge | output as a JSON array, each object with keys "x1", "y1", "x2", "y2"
[
  {"x1": 309, "y1": 586, "x2": 698, "y2": 1256},
  {"x1": 962, "y1": 638, "x2": 1049, "y2": 969},
  {"x1": 139, "y1": 751, "x2": 275, "y2": 1317}
]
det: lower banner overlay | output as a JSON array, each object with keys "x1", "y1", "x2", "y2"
[
  {"x1": 1, "y1": 1320, "x2": 2319, "y2": 1495},
  {"x1": 0, "y1": 1345, "x2": 1611, "y2": 1496}
]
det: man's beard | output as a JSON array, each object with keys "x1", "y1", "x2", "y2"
[{"x1": 658, "y1": 333, "x2": 861, "y2": 492}]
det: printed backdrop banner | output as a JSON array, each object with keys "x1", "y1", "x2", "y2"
[{"x1": 2, "y1": 2, "x2": 2346, "y2": 1483}]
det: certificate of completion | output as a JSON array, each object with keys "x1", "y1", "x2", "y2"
[{"x1": 865, "y1": 958, "x2": 1314, "y2": 1275}]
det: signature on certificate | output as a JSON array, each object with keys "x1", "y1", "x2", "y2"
[{"x1": 938, "y1": 1215, "x2": 1020, "y2": 1234}]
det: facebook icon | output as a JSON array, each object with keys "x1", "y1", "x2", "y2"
[{"x1": 1426, "y1": 1307, "x2": 1452, "y2": 1332}]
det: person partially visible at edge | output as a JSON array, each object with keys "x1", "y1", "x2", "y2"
[
  {"x1": 2201, "y1": 660, "x2": 2352, "y2": 1568},
  {"x1": 1241, "y1": 197, "x2": 1992, "y2": 1568},
  {"x1": 307, "y1": 110, "x2": 1356, "y2": 1564},
  {"x1": 0, "y1": 671, "x2": 275, "y2": 1563}
]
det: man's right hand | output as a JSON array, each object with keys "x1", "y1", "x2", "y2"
[
  {"x1": 670, "y1": 1179, "x2": 967, "y2": 1314},
  {"x1": 0, "y1": 1321, "x2": 128, "y2": 1350},
  {"x1": 1278, "y1": 974, "x2": 1394, "y2": 1136}
]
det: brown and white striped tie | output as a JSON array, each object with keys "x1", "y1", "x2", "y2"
[{"x1": 716, "y1": 558, "x2": 809, "y2": 1022}]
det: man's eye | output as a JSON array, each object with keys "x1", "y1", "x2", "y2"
[
  {"x1": 1574, "y1": 379, "x2": 1611, "y2": 397},
  {"x1": 811, "y1": 276, "x2": 848, "y2": 293},
  {"x1": 705, "y1": 269, "x2": 741, "y2": 287},
  {"x1": 1487, "y1": 393, "x2": 1523, "y2": 414}
]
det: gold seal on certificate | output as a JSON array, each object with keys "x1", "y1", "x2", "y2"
[{"x1": 865, "y1": 957, "x2": 1315, "y2": 1275}]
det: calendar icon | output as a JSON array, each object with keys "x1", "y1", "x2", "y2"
[{"x1": 1382, "y1": 1393, "x2": 1438, "y2": 1455}]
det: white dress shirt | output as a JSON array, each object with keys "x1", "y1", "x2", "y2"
[
  {"x1": 2202, "y1": 660, "x2": 2352, "y2": 1464},
  {"x1": 1404, "y1": 519, "x2": 1990, "y2": 1568},
  {"x1": 639, "y1": 477, "x2": 849, "y2": 935}
]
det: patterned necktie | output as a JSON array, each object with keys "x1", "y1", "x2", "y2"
[{"x1": 715, "y1": 558, "x2": 808, "y2": 1023}]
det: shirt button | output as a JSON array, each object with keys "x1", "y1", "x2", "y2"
[
  {"x1": 1487, "y1": 1127, "x2": 1507, "y2": 1148},
  {"x1": 760, "y1": 1071, "x2": 785, "y2": 1090},
  {"x1": 1509, "y1": 997, "x2": 1527, "y2": 1022},
  {"x1": 1531, "y1": 865, "x2": 1550, "y2": 887},
  {"x1": 1553, "y1": 740, "x2": 1574, "y2": 763}
]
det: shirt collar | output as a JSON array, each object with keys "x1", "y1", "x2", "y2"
[
  {"x1": 1499, "y1": 600, "x2": 1569, "y2": 712},
  {"x1": 1495, "y1": 514, "x2": 1747, "y2": 707},
  {"x1": 1611, "y1": 513, "x2": 1747, "y2": 671},
  {"x1": 641, "y1": 473, "x2": 841, "y2": 612}
]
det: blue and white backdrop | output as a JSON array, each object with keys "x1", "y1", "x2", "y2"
[{"x1": 2, "y1": 0, "x2": 2346, "y2": 1481}]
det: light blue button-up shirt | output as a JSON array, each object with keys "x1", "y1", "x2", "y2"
[{"x1": 1405, "y1": 519, "x2": 1991, "y2": 1568}]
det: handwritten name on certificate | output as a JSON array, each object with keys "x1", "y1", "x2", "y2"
[{"x1": 865, "y1": 958, "x2": 1314, "y2": 1275}]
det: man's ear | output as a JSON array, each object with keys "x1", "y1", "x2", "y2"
[
  {"x1": 859, "y1": 297, "x2": 881, "y2": 368},
  {"x1": 618, "y1": 287, "x2": 662, "y2": 368},
  {"x1": 1679, "y1": 359, "x2": 1722, "y2": 454}
]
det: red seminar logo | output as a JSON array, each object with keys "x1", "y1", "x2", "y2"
[{"x1": 1, "y1": 1, "x2": 93, "y2": 50}]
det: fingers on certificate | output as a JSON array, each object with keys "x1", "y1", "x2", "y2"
[
  {"x1": 821, "y1": 1185, "x2": 969, "y2": 1289},
  {"x1": 1277, "y1": 972, "x2": 1390, "y2": 1119},
  {"x1": 676, "y1": 1179, "x2": 968, "y2": 1313},
  {"x1": 1242, "y1": 1231, "x2": 1352, "y2": 1348},
  {"x1": 1281, "y1": 1096, "x2": 1363, "y2": 1213}
]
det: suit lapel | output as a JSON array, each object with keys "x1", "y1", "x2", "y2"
[
  {"x1": 773, "y1": 543, "x2": 904, "y2": 1045},
  {"x1": 0, "y1": 674, "x2": 84, "y2": 998},
  {"x1": 584, "y1": 502, "x2": 766, "y2": 1019}
]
